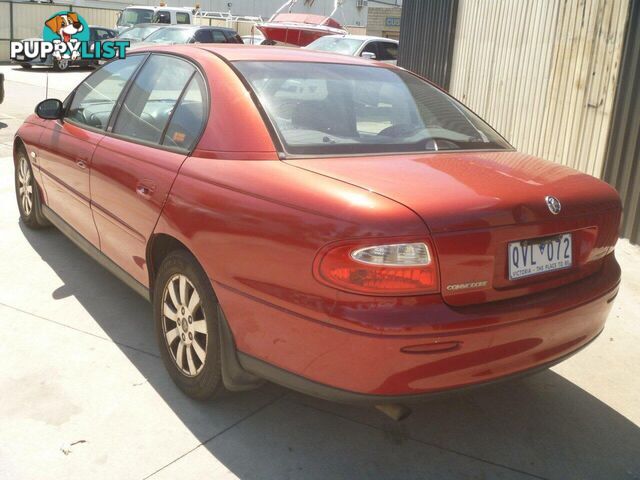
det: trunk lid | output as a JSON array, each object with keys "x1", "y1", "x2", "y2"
[{"x1": 285, "y1": 151, "x2": 621, "y2": 305}]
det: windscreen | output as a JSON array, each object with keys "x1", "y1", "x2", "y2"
[
  {"x1": 306, "y1": 37, "x2": 364, "y2": 56},
  {"x1": 145, "y1": 28, "x2": 193, "y2": 44},
  {"x1": 121, "y1": 26, "x2": 160, "y2": 41},
  {"x1": 235, "y1": 61, "x2": 511, "y2": 156}
]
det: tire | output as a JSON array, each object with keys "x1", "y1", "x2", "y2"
[
  {"x1": 15, "y1": 149, "x2": 49, "y2": 229},
  {"x1": 153, "y1": 249, "x2": 225, "y2": 400},
  {"x1": 53, "y1": 58, "x2": 70, "y2": 71}
]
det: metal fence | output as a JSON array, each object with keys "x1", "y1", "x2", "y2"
[{"x1": 604, "y1": 0, "x2": 640, "y2": 244}]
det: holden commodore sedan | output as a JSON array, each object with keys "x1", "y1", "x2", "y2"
[{"x1": 14, "y1": 45, "x2": 621, "y2": 407}]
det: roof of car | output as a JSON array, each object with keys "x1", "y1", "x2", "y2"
[
  {"x1": 178, "y1": 44, "x2": 392, "y2": 65},
  {"x1": 319, "y1": 34, "x2": 399, "y2": 43}
]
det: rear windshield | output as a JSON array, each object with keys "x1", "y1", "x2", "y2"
[
  {"x1": 118, "y1": 8, "x2": 153, "y2": 26},
  {"x1": 235, "y1": 61, "x2": 511, "y2": 156}
]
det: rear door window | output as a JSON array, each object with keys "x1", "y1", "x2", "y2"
[
  {"x1": 155, "y1": 10, "x2": 171, "y2": 24},
  {"x1": 212, "y1": 30, "x2": 227, "y2": 43},
  {"x1": 176, "y1": 12, "x2": 190, "y2": 24},
  {"x1": 112, "y1": 55, "x2": 196, "y2": 145},
  {"x1": 66, "y1": 55, "x2": 144, "y2": 130},
  {"x1": 162, "y1": 74, "x2": 207, "y2": 150},
  {"x1": 224, "y1": 31, "x2": 243, "y2": 43},
  {"x1": 193, "y1": 29, "x2": 213, "y2": 43}
]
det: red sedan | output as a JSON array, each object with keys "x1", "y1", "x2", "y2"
[{"x1": 14, "y1": 45, "x2": 621, "y2": 406}]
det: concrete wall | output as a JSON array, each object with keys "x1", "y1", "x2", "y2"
[{"x1": 366, "y1": 6, "x2": 401, "y2": 39}]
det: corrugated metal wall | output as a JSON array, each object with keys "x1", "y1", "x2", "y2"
[
  {"x1": 12, "y1": 2, "x2": 63, "y2": 40},
  {"x1": 449, "y1": 0, "x2": 630, "y2": 178},
  {"x1": 604, "y1": 0, "x2": 639, "y2": 244},
  {"x1": 397, "y1": 0, "x2": 459, "y2": 88},
  {"x1": 73, "y1": 6, "x2": 119, "y2": 29},
  {"x1": 0, "y1": 2, "x2": 10, "y2": 39},
  {"x1": 0, "y1": 1, "x2": 9, "y2": 61}
]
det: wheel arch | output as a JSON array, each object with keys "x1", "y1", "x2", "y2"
[
  {"x1": 13, "y1": 136, "x2": 27, "y2": 163},
  {"x1": 146, "y1": 231, "x2": 263, "y2": 391},
  {"x1": 146, "y1": 233, "x2": 192, "y2": 297}
]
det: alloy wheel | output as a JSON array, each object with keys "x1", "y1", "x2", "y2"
[
  {"x1": 17, "y1": 157, "x2": 33, "y2": 216},
  {"x1": 161, "y1": 274, "x2": 208, "y2": 377}
]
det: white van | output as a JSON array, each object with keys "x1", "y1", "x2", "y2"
[{"x1": 116, "y1": 6, "x2": 195, "y2": 33}]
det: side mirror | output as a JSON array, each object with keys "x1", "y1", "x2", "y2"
[
  {"x1": 35, "y1": 98, "x2": 63, "y2": 120},
  {"x1": 361, "y1": 51, "x2": 376, "y2": 60}
]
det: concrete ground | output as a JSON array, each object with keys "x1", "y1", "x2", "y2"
[{"x1": 0, "y1": 64, "x2": 639, "y2": 480}]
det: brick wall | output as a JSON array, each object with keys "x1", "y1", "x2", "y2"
[{"x1": 366, "y1": 6, "x2": 401, "y2": 39}]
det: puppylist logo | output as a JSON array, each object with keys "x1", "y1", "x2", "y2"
[{"x1": 10, "y1": 11, "x2": 128, "y2": 63}]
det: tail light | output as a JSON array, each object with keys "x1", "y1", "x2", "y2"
[{"x1": 314, "y1": 239, "x2": 440, "y2": 296}]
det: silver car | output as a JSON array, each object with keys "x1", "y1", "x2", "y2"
[{"x1": 305, "y1": 34, "x2": 399, "y2": 65}]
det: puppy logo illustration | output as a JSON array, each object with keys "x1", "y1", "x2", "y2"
[
  {"x1": 46, "y1": 13, "x2": 83, "y2": 42},
  {"x1": 43, "y1": 11, "x2": 89, "y2": 61},
  {"x1": 10, "y1": 10, "x2": 127, "y2": 65}
]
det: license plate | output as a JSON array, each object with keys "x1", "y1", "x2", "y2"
[{"x1": 508, "y1": 233, "x2": 572, "y2": 280}]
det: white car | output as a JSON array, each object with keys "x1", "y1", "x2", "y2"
[
  {"x1": 241, "y1": 34, "x2": 273, "y2": 45},
  {"x1": 305, "y1": 34, "x2": 399, "y2": 65},
  {"x1": 116, "y1": 6, "x2": 195, "y2": 34}
]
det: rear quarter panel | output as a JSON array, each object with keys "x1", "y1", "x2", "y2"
[{"x1": 153, "y1": 157, "x2": 429, "y2": 345}]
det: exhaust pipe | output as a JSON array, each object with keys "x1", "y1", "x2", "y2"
[{"x1": 375, "y1": 403, "x2": 412, "y2": 421}]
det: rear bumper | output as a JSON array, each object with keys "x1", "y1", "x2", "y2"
[
  {"x1": 237, "y1": 328, "x2": 603, "y2": 404},
  {"x1": 218, "y1": 254, "x2": 620, "y2": 400}
]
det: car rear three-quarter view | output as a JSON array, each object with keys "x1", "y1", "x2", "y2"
[{"x1": 14, "y1": 45, "x2": 622, "y2": 410}]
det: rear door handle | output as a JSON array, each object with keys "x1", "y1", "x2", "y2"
[{"x1": 136, "y1": 180, "x2": 156, "y2": 198}]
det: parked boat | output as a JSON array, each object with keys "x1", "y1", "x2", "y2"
[{"x1": 256, "y1": 0, "x2": 347, "y2": 47}]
